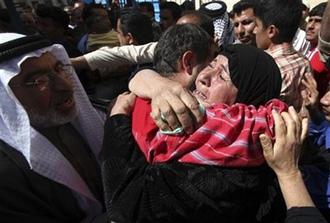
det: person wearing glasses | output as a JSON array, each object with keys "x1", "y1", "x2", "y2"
[{"x1": 0, "y1": 33, "x2": 106, "y2": 222}]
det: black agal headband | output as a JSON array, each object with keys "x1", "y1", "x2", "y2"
[{"x1": 0, "y1": 34, "x2": 52, "y2": 64}]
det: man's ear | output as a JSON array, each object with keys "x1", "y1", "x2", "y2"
[
  {"x1": 267, "y1": 25, "x2": 279, "y2": 40},
  {"x1": 127, "y1": 33, "x2": 135, "y2": 45},
  {"x1": 181, "y1": 50, "x2": 195, "y2": 75}
]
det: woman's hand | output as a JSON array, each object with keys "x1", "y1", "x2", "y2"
[{"x1": 110, "y1": 92, "x2": 136, "y2": 116}]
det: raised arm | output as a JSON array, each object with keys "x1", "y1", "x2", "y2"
[
  {"x1": 260, "y1": 107, "x2": 313, "y2": 209},
  {"x1": 70, "y1": 42, "x2": 157, "y2": 72}
]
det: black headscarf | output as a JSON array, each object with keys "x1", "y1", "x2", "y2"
[{"x1": 220, "y1": 44, "x2": 282, "y2": 107}]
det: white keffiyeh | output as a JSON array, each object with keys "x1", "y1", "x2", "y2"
[{"x1": 0, "y1": 33, "x2": 104, "y2": 218}]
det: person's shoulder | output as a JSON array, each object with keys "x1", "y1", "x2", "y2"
[{"x1": 0, "y1": 141, "x2": 30, "y2": 185}]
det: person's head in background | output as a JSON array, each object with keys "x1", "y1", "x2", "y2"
[
  {"x1": 35, "y1": 4, "x2": 69, "y2": 41},
  {"x1": 305, "y1": 2, "x2": 327, "y2": 47},
  {"x1": 180, "y1": 1, "x2": 195, "y2": 14},
  {"x1": 177, "y1": 11, "x2": 215, "y2": 39},
  {"x1": 82, "y1": 3, "x2": 112, "y2": 34},
  {"x1": 116, "y1": 11, "x2": 154, "y2": 46},
  {"x1": 138, "y1": 2, "x2": 155, "y2": 20},
  {"x1": 20, "y1": 10, "x2": 38, "y2": 35},
  {"x1": 68, "y1": 2, "x2": 85, "y2": 28},
  {"x1": 232, "y1": 0, "x2": 256, "y2": 45},
  {"x1": 160, "y1": 2, "x2": 182, "y2": 31},
  {"x1": 253, "y1": 0, "x2": 302, "y2": 50},
  {"x1": 199, "y1": 1, "x2": 235, "y2": 48},
  {"x1": 154, "y1": 24, "x2": 214, "y2": 89},
  {"x1": 300, "y1": 0, "x2": 310, "y2": 29}
]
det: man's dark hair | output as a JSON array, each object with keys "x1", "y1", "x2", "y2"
[
  {"x1": 119, "y1": 11, "x2": 154, "y2": 45},
  {"x1": 232, "y1": 0, "x2": 256, "y2": 15},
  {"x1": 138, "y1": 2, "x2": 155, "y2": 16},
  {"x1": 255, "y1": 0, "x2": 302, "y2": 43},
  {"x1": 160, "y1": 2, "x2": 182, "y2": 21},
  {"x1": 82, "y1": 3, "x2": 106, "y2": 29},
  {"x1": 35, "y1": 4, "x2": 69, "y2": 29},
  {"x1": 154, "y1": 24, "x2": 212, "y2": 75},
  {"x1": 181, "y1": 1, "x2": 195, "y2": 12},
  {"x1": 181, "y1": 11, "x2": 215, "y2": 37},
  {"x1": 309, "y1": 2, "x2": 327, "y2": 17}
]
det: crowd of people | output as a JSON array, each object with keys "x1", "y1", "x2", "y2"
[{"x1": 0, "y1": 0, "x2": 330, "y2": 222}]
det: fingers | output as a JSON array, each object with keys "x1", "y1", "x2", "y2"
[
  {"x1": 150, "y1": 87, "x2": 203, "y2": 134},
  {"x1": 260, "y1": 134, "x2": 274, "y2": 159},
  {"x1": 273, "y1": 109, "x2": 286, "y2": 138},
  {"x1": 288, "y1": 106, "x2": 301, "y2": 140},
  {"x1": 301, "y1": 117, "x2": 309, "y2": 142},
  {"x1": 150, "y1": 101, "x2": 174, "y2": 131}
]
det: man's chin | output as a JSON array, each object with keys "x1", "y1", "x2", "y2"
[{"x1": 28, "y1": 107, "x2": 78, "y2": 129}]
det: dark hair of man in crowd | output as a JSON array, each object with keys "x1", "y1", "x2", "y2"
[
  {"x1": 119, "y1": 11, "x2": 154, "y2": 45},
  {"x1": 154, "y1": 24, "x2": 212, "y2": 76},
  {"x1": 82, "y1": 3, "x2": 107, "y2": 30},
  {"x1": 0, "y1": 9, "x2": 11, "y2": 32},
  {"x1": 181, "y1": 1, "x2": 195, "y2": 12},
  {"x1": 309, "y1": 2, "x2": 327, "y2": 17},
  {"x1": 160, "y1": 2, "x2": 182, "y2": 21},
  {"x1": 35, "y1": 4, "x2": 69, "y2": 30},
  {"x1": 255, "y1": 0, "x2": 302, "y2": 43},
  {"x1": 138, "y1": 2, "x2": 155, "y2": 17},
  {"x1": 232, "y1": 0, "x2": 256, "y2": 15},
  {"x1": 181, "y1": 11, "x2": 215, "y2": 37}
]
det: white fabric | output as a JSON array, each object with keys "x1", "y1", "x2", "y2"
[
  {"x1": 0, "y1": 33, "x2": 104, "y2": 218},
  {"x1": 292, "y1": 28, "x2": 311, "y2": 56},
  {"x1": 84, "y1": 42, "x2": 157, "y2": 72},
  {"x1": 213, "y1": 13, "x2": 235, "y2": 47}
]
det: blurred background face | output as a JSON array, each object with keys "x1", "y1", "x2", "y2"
[
  {"x1": 320, "y1": 90, "x2": 330, "y2": 121},
  {"x1": 233, "y1": 8, "x2": 256, "y2": 45},
  {"x1": 90, "y1": 8, "x2": 111, "y2": 33},
  {"x1": 305, "y1": 15, "x2": 322, "y2": 45},
  {"x1": 160, "y1": 9, "x2": 175, "y2": 31}
]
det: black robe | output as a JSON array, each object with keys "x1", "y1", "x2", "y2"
[
  {"x1": 0, "y1": 140, "x2": 86, "y2": 223},
  {"x1": 101, "y1": 114, "x2": 287, "y2": 223}
]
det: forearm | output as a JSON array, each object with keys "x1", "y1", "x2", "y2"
[
  {"x1": 70, "y1": 56, "x2": 91, "y2": 70},
  {"x1": 84, "y1": 43, "x2": 156, "y2": 72},
  {"x1": 129, "y1": 69, "x2": 176, "y2": 99},
  {"x1": 277, "y1": 171, "x2": 315, "y2": 209},
  {"x1": 320, "y1": 0, "x2": 330, "y2": 42}
]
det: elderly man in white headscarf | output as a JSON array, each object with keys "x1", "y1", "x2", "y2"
[{"x1": 0, "y1": 33, "x2": 106, "y2": 222}]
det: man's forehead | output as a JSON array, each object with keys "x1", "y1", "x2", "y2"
[
  {"x1": 234, "y1": 8, "x2": 255, "y2": 19},
  {"x1": 18, "y1": 52, "x2": 58, "y2": 75}
]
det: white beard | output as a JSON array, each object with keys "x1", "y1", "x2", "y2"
[{"x1": 26, "y1": 105, "x2": 78, "y2": 129}]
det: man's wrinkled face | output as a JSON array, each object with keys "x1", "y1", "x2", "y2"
[
  {"x1": 9, "y1": 52, "x2": 77, "y2": 128},
  {"x1": 306, "y1": 16, "x2": 322, "y2": 45},
  {"x1": 253, "y1": 17, "x2": 271, "y2": 50},
  {"x1": 160, "y1": 9, "x2": 176, "y2": 31},
  {"x1": 233, "y1": 8, "x2": 256, "y2": 45},
  {"x1": 193, "y1": 55, "x2": 238, "y2": 107}
]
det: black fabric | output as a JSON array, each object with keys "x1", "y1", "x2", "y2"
[
  {"x1": 220, "y1": 44, "x2": 282, "y2": 107},
  {"x1": 102, "y1": 115, "x2": 286, "y2": 223},
  {"x1": 0, "y1": 34, "x2": 52, "y2": 63},
  {"x1": 199, "y1": 1, "x2": 227, "y2": 19},
  {"x1": 286, "y1": 207, "x2": 328, "y2": 223},
  {"x1": 0, "y1": 140, "x2": 85, "y2": 223}
]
